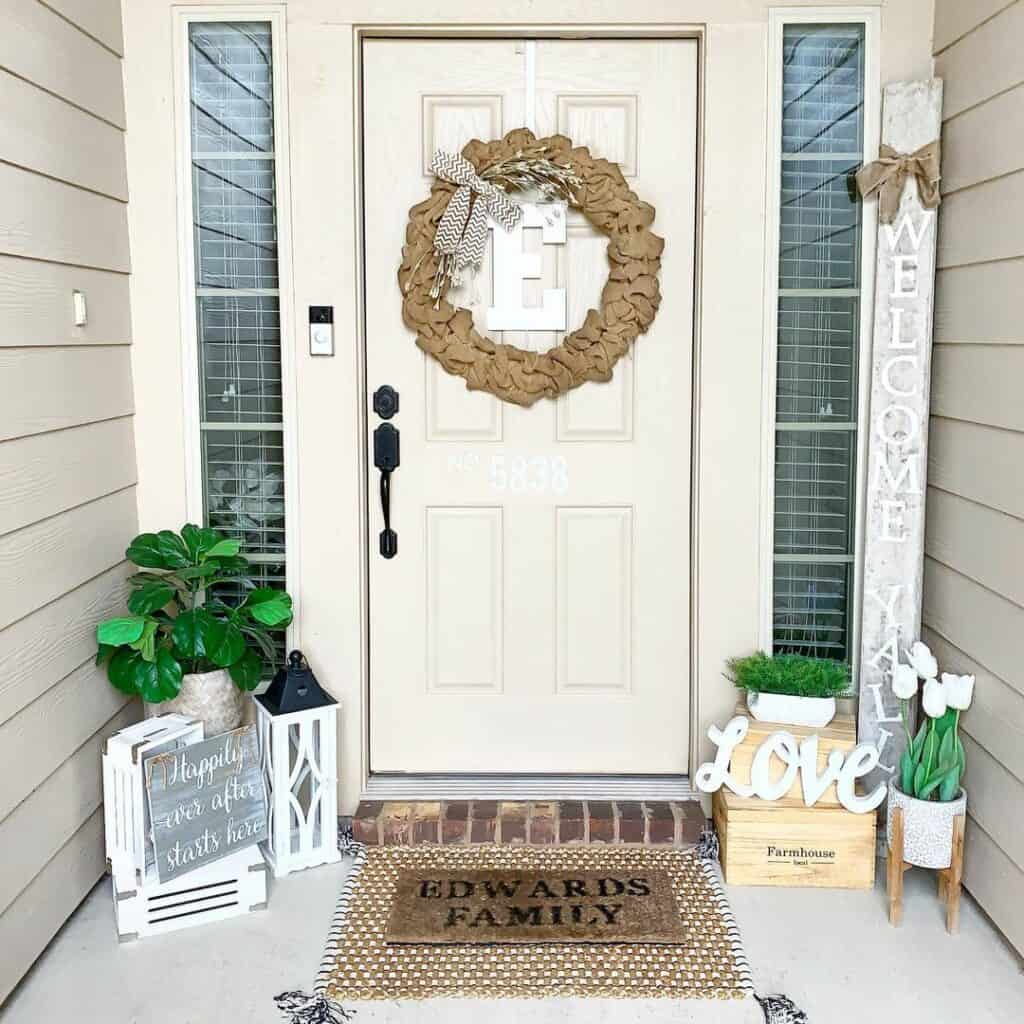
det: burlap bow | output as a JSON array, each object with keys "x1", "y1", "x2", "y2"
[
  {"x1": 856, "y1": 140, "x2": 941, "y2": 224},
  {"x1": 430, "y1": 151, "x2": 521, "y2": 270}
]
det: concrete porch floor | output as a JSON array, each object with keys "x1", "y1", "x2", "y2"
[{"x1": 2, "y1": 852, "x2": 1020, "y2": 1024}]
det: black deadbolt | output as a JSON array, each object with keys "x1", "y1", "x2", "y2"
[{"x1": 373, "y1": 385, "x2": 399, "y2": 420}]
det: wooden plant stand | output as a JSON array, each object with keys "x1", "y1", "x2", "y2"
[{"x1": 887, "y1": 806, "x2": 966, "y2": 934}]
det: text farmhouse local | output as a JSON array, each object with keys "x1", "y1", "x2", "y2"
[{"x1": 862, "y1": 206, "x2": 936, "y2": 778}]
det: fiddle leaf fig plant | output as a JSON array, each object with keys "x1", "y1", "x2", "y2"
[{"x1": 96, "y1": 525, "x2": 293, "y2": 703}]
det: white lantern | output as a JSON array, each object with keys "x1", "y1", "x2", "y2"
[{"x1": 255, "y1": 651, "x2": 342, "y2": 877}]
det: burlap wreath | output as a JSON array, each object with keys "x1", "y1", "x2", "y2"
[{"x1": 398, "y1": 129, "x2": 664, "y2": 406}]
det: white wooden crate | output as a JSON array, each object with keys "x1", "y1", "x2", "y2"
[
  {"x1": 113, "y1": 845, "x2": 268, "y2": 941},
  {"x1": 102, "y1": 714, "x2": 204, "y2": 894}
]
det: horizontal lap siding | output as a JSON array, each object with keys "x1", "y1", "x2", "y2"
[
  {"x1": 0, "y1": 0, "x2": 137, "y2": 1005},
  {"x1": 927, "y1": 0, "x2": 1024, "y2": 955}
]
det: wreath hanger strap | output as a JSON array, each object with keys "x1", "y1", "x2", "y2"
[{"x1": 430, "y1": 151, "x2": 521, "y2": 271}]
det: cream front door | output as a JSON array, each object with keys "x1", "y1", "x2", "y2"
[{"x1": 363, "y1": 38, "x2": 697, "y2": 774}]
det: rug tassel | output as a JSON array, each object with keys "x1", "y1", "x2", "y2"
[
  {"x1": 274, "y1": 990, "x2": 354, "y2": 1024},
  {"x1": 696, "y1": 826, "x2": 720, "y2": 862},
  {"x1": 755, "y1": 993, "x2": 809, "y2": 1024}
]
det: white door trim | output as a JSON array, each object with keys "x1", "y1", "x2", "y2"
[{"x1": 352, "y1": 24, "x2": 706, "y2": 796}]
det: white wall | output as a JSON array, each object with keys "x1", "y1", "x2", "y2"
[
  {"x1": 927, "y1": 0, "x2": 1024, "y2": 957},
  {"x1": 0, "y1": 0, "x2": 140, "y2": 1005},
  {"x1": 123, "y1": 0, "x2": 934, "y2": 811}
]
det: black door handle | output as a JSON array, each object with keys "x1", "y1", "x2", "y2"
[{"x1": 373, "y1": 422, "x2": 399, "y2": 558}]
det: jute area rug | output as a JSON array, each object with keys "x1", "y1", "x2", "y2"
[{"x1": 314, "y1": 843, "x2": 755, "y2": 1005}]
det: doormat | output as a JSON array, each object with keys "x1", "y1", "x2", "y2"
[
  {"x1": 385, "y1": 868, "x2": 689, "y2": 944},
  {"x1": 315, "y1": 843, "x2": 753, "y2": 1001}
]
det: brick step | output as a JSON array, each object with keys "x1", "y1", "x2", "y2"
[{"x1": 352, "y1": 800, "x2": 706, "y2": 847}]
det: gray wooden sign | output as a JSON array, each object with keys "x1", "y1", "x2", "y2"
[
  {"x1": 145, "y1": 725, "x2": 268, "y2": 882},
  {"x1": 857, "y1": 80, "x2": 943, "y2": 797}
]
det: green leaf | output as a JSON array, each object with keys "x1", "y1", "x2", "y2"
[
  {"x1": 97, "y1": 616, "x2": 147, "y2": 645},
  {"x1": 937, "y1": 723, "x2": 957, "y2": 770},
  {"x1": 939, "y1": 764, "x2": 962, "y2": 803},
  {"x1": 127, "y1": 579, "x2": 176, "y2": 615},
  {"x1": 919, "y1": 763, "x2": 960, "y2": 801},
  {"x1": 921, "y1": 726, "x2": 939, "y2": 775},
  {"x1": 206, "y1": 620, "x2": 246, "y2": 668},
  {"x1": 205, "y1": 538, "x2": 241, "y2": 559},
  {"x1": 245, "y1": 589, "x2": 293, "y2": 627},
  {"x1": 108, "y1": 649, "x2": 145, "y2": 695},
  {"x1": 899, "y1": 747, "x2": 916, "y2": 796},
  {"x1": 96, "y1": 643, "x2": 115, "y2": 666},
  {"x1": 910, "y1": 719, "x2": 929, "y2": 761},
  {"x1": 933, "y1": 707, "x2": 957, "y2": 742},
  {"x1": 129, "y1": 620, "x2": 159, "y2": 662},
  {"x1": 912, "y1": 761, "x2": 928, "y2": 800},
  {"x1": 176, "y1": 563, "x2": 228, "y2": 581},
  {"x1": 213, "y1": 554, "x2": 250, "y2": 574},
  {"x1": 126, "y1": 533, "x2": 167, "y2": 568},
  {"x1": 229, "y1": 649, "x2": 262, "y2": 691},
  {"x1": 138, "y1": 648, "x2": 184, "y2": 703},
  {"x1": 171, "y1": 608, "x2": 214, "y2": 659},
  {"x1": 156, "y1": 530, "x2": 191, "y2": 569},
  {"x1": 181, "y1": 524, "x2": 221, "y2": 560},
  {"x1": 239, "y1": 622, "x2": 277, "y2": 662}
]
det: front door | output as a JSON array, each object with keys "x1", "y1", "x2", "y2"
[{"x1": 363, "y1": 38, "x2": 697, "y2": 774}]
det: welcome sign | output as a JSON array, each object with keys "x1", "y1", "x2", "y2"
[
  {"x1": 145, "y1": 725, "x2": 268, "y2": 882},
  {"x1": 385, "y1": 870, "x2": 688, "y2": 945},
  {"x1": 857, "y1": 80, "x2": 943, "y2": 796}
]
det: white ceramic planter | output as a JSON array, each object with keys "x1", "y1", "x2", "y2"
[
  {"x1": 745, "y1": 690, "x2": 837, "y2": 728},
  {"x1": 145, "y1": 668, "x2": 245, "y2": 737},
  {"x1": 887, "y1": 779, "x2": 968, "y2": 870}
]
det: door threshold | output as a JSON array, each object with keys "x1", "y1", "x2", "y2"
[{"x1": 362, "y1": 773, "x2": 695, "y2": 802}]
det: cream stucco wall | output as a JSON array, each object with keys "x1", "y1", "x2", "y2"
[{"x1": 123, "y1": 0, "x2": 934, "y2": 811}]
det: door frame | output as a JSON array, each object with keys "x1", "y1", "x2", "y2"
[{"x1": 351, "y1": 24, "x2": 707, "y2": 798}]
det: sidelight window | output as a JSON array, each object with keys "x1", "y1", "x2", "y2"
[
  {"x1": 182, "y1": 19, "x2": 292, "y2": 665},
  {"x1": 768, "y1": 17, "x2": 875, "y2": 664}
]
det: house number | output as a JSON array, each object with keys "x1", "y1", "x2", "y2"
[
  {"x1": 486, "y1": 202, "x2": 568, "y2": 333},
  {"x1": 489, "y1": 455, "x2": 569, "y2": 494},
  {"x1": 447, "y1": 451, "x2": 569, "y2": 493}
]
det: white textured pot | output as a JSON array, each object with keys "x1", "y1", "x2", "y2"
[
  {"x1": 145, "y1": 668, "x2": 245, "y2": 737},
  {"x1": 745, "y1": 690, "x2": 837, "y2": 728},
  {"x1": 887, "y1": 779, "x2": 968, "y2": 869}
]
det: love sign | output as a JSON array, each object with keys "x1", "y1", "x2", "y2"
[
  {"x1": 145, "y1": 725, "x2": 268, "y2": 882},
  {"x1": 695, "y1": 716, "x2": 887, "y2": 814}
]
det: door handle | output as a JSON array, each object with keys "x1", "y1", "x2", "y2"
[{"x1": 373, "y1": 422, "x2": 399, "y2": 558}]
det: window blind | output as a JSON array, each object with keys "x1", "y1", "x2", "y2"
[
  {"x1": 188, "y1": 22, "x2": 286, "y2": 668},
  {"x1": 773, "y1": 24, "x2": 866, "y2": 661}
]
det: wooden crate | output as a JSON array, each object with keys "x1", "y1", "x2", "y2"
[
  {"x1": 713, "y1": 786, "x2": 876, "y2": 889},
  {"x1": 728, "y1": 705, "x2": 855, "y2": 807},
  {"x1": 113, "y1": 845, "x2": 267, "y2": 941},
  {"x1": 101, "y1": 714, "x2": 204, "y2": 894}
]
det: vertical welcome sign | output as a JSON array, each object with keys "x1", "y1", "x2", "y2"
[{"x1": 857, "y1": 80, "x2": 943, "y2": 796}]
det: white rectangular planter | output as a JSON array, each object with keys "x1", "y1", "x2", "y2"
[
  {"x1": 101, "y1": 714, "x2": 204, "y2": 894},
  {"x1": 746, "y1": 691, "x2": 837, "y2": 728},
  {"x1": 113, "y1": 845, "x2": 267, "y2": 941}
]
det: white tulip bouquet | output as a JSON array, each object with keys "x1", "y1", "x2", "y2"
[{"x1": 892, "y1": 641, "x2": 974, "y2": 802}]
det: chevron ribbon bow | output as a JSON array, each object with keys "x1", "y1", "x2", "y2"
[{"x1": 431, "y1": 151, "x2": 522, "y2": 272}]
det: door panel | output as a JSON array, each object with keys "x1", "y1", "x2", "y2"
[{"x1": 363, "y1": 39, "x2": 696, "y2": 774}]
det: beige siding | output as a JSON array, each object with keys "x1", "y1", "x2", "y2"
[
  {"x1": 927, "y1": 0, "x2": 1024, "y2": 956},
  {"x1": 0, "y1": 0, "x2": 138, "y2": 1006}
]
